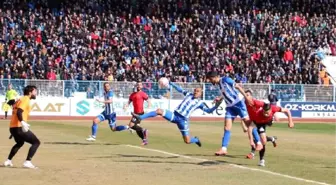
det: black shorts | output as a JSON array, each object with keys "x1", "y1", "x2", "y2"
[
  {"x1": 254, "y1": 120, "x2": 273, "y2": 134},
  {"x1": 7, "y1": 99, "x2": 15, "y2": 106},
  {"x1": 10, "y1": 127, "x2": 40, "y2": 144},
  {"x1": 130, "y1": 112, "x2": 144, "y2": 124}
]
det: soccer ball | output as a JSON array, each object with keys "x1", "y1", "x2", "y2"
[{"x1": 158, "y1": 77, "x2": 169, "y2": 88}]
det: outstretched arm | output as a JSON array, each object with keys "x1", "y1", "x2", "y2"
[
  {"x1": 235, "y1": 83, "x2": 253, "y2": 105},
  {"x1": 281, "y1": 108, "x2": 294, "y2": 128},
  {"x1": 169, "y1": 81, "x2": 189, "y2": 96},
  {"x1": 199, "y1": 98, "x2": 223, "y2": 113}
]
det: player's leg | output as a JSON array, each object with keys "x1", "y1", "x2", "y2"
[
  {"x1": 131, "y1": 109, "x2": 161, "y2": 121},
  {"x1": 109, "y1": 112, "x2": 129, "y2": 132},
  {"x1": 215, "y1": 107, "x2": 234, "y2": 156},
  {"x1": 21, "y1": 130, "x2": 40, "y2": 169},
  {"x1": 258, "y1": 125, "x2": 267, "y2": 167},
  {"x1": 4, "y1": 103, "x2": 9, "y2": 119},
  {"x1": 86, "y1": 114, "x2": 104, "y2": 141},
  {"x1": 4, "y1": 128, "x2": 24, "y2": 167},
  {"x1": 265, "y1": 120, "x2": 277, "y2": 147},
  {"x1": 129, "y1": 115, "x2": 148, "y2": 145},
  {"x1": 176, "y1": 120, "x2": 201, "y2": 147}
]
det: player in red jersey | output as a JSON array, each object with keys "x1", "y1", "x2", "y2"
[
  {"x1": 124, "y1": 82, "x2": 151, "y2": 145},
  {"x1": 241, "y1": 90, "x2": 278, "y2": 159},
  {"x1": 249, "y1": 103, "x2": 294, "y2": 166}
]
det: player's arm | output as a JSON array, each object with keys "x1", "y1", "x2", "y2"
[
  {"x1": 145, "y1": 96, "x2": 151, "y2": 109},
  {"x1": 240, "y1": 120, "x2": 248, "y2": 132},
  {"x1": 234, "y1": 83, "x2": 254, "y2": 105},
  {"x1": 5, "y1": 91, "x2": 8, "y2": 101},
  {"x1": 169, "y1": 81, "x2": 189, "y2": 96},
  {"x1": 124, "y1": 95, "x2": 133, "y2": 110},
  {"x1": 17, "y1": 99, "x2": 30, "y2": 131},
  {"x1": 199, "y1": 99, "x2": 222, "y2": 114},
  {"x1": 278, "y1": 106, "x2": 294, "y2": 128},
  {"x1": 247, "y1": 121, "x2": 256, "y2": 147}
]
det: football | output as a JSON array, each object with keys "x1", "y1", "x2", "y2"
[{"x1": 158, "y1": 77, "x2": 169, "y2": 88}]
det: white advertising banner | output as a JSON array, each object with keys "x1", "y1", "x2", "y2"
[
  {"x1": 70, "y1": 98, "x2": 170, "y2": 117},
  {"x1": 0, "y1": 96, "x2": 70, "y2": 116}
]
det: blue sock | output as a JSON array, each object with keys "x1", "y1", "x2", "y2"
[
  {"x1": 139, "y1": 111, "x2": 157, "y2": 120},
  {"x1": 222, "y1": 130, "x2": 231, "y2": 148},
  {"x1": 115, "y1": 125, "x2": 128, "y2": 131},
  {"x1": 91, "y1": 123, "x2": 98, "y2": 137},
  {"x1": 190, "y1": 137, "x2": 199, "y2": 144},
  {"x1": 252, "y1": 128, "x2": 261, "y2": 143}
]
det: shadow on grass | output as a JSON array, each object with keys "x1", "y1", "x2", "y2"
[
  {"x1": 95, "y1": 154, "x2": 245, "y2": 167},
  {"x1": 44, "y1": 141, "x2": 120, "y2": 146},
  {"x1": 185, "y1": 153, "x2": 246, "y2": 159},
  {"x1": 0, "y1": 165, "x2": 38, "y2": 170}
]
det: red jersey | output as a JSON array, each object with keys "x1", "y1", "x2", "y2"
[
  {"x1": 253, "y1": 105, "x2": 282, "y2": 124},
  {"x1": 245, "y1": 99, "x2": 265, "y2": 120},
  {"x1": 129, "y1": 91, "x2": 148, "y2": 114}
]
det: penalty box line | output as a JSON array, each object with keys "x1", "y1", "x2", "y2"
[{"x1": 124, "y1": 145, "x2": 331, "y2": 185}]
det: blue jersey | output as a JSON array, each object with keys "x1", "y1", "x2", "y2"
[
  {"x1": 104, "y1": 90, "x2": 114, "y2": 114},
  {"x1": 174, "y1": 91, "x2": 214, "y2": 119},
  {"x1": 218, "y1": 76, "x2": 243, "y2": 107}
]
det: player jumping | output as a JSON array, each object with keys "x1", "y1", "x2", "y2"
[
  {"x1": 86, "y1": 82, "x2": 129, "y2": 141},
  {"x1": 248, "y1": 103, "x2": 294, "y2": 166},
  {"x1": 240, "y1": 89, "x2": 278, "y2": 159},
  {"x1": 124, "y1": 82, "x2": 150, "y2": 145},
  {"x1": 131, "y1": 81, "x2": 222, "y2": 147},
  {"x1": 206, "y1": 71, "x2": 263, "y2": 156}
]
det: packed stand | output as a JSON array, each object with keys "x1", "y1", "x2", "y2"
[{"x1": 0, "y1": 0, "x2": 335, "y2": 99}]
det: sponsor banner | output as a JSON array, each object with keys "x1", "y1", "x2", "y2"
[
  {"x1": 0, "y1": 97, "x2": 70, "y2": 116},
  {"x1": 281, "y1": 102, "x2": 336, "y2": 118},
  {"x1": 71, "y1": 98, "x2": 291, "y2": 118},
  {"x1": 71, "y1": 98, "x2": 169, "y2": 117}
]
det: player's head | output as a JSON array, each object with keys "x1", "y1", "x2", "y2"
[
  {"x1": 245, "y1": 89, "x2": 253, "y2": 99},
  {"x1": 206, "y1": 71, "x2": 220, "y2": 85},
  {"x1": 8, "y1": 84, "x2": 12, "y2": 90},
  {"x1": 193, "y1": 87, "x2": 203, "y2": 98},
  {"x1": 24, "y1": 85, "x2": 37, "y2": 100},
  {"x1": 262, "y1": 103, "x2": 272, "y2": 117},
  {"x1": 136, "y1": 82, "x2": 143, "y2": 91},
  {"x1": 103, "y1": 82, "x2": 110, "y2": 92}
]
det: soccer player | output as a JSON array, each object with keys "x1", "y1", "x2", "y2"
[
  {"x1": 3, "y1": 84, "x2": 18, "y2": 119},
  {"x1": 249, "y1": 103, "x2": 294, "y2": 166},
  {"x1": 86, "y1": 82, "x2": 129, "y2": 141},
  {"x1": 3, "y1": 85, "x2": 40, "y2": 169},
  {"x1": 240, "y1": 89, "x2": 278, "y2": 159},
  {"x1": 206, "y1": 71, "x2": 263, "y2": 156},
  {"x1": 124, "y1": 82, "x2": 150, "y2": 145},
  {"x1": 131, "y1": 81, "x2": 222, "y2": 147}
]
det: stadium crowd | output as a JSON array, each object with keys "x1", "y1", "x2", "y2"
[{"x1": 0, "y1": 0, "x2": 335, "y2": 87}]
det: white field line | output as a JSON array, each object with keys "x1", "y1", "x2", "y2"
[{"x1": 124, "y1": 145, "x2": 331, "y2": 185}]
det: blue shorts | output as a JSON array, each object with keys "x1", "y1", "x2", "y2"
[
  {"x1": 163, "y1": 110, "x2": 189, "y2": 136},
  {"x1": 225, "y1": 100, "x2": 248, "y2": 120},
  {"x1": 97, "y1": 112, "x2": 117, "y2": 128}
]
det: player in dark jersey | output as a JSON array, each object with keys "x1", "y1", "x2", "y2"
[
  {"x1": 249, "y1": 103, "x2": 294, "y2": 166},
  {"x1": 124, "y1": 82, "x2": 150, "y2": 145},
  {"x1": 241, "y1": 90, "x2": 278, "y2": 159}
]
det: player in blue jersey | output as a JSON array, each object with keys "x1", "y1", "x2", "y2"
[
  {"x1": 86, "y1": 82, "x2": 129, "y2": 141},
  {"x1": 206, "y1": 71, "x2": 263, "y2": 156},
  {"x1": 131, "y1": 81, "x2": 223, "y2": 147}
]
